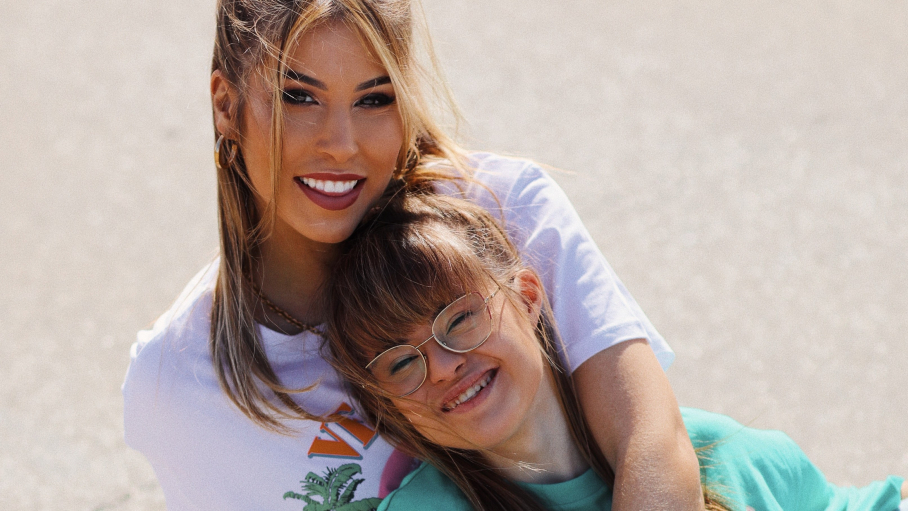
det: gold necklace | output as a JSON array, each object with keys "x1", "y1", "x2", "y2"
[{"x1": 247, "y1": 279, "x2": 322, "y2": 336}]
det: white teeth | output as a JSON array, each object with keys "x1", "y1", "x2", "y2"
[
  {"x1": 445, "y1": 373, "x2": 493, "y2": 411},
  {"x1": 301, "y1": 178, "x2": 358, "y2": 194}
]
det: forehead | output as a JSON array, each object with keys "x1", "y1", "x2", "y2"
[
  {"x1": 365, "y1": 287, "x2": 471, "y2": 345},
  {"x1": 284, "y1": 21, "x2": 387, "y2": 83}
]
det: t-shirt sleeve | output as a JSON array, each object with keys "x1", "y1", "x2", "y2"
[
  {"x1": 454, "y1": 154, "x2": 673, "y2": 371},
  {"x1": 682, "y1": 407, "x2": 905, "y2": 511},
  {"x1": 121, "y1": 262, "x2": 217, "y2": 464}
]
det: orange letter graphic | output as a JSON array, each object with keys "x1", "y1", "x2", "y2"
[
  {"x1": 307, "y1": 422, "x2": 362, "y2": 459},
  {"x1": 306, "y1": 403, "x2": 377, "y2": 459},
  {"x1": 332, "y1": 403, "x2": 378, "y2": 449}
]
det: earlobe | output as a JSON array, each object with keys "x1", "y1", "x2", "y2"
[{"x1": 211, "y1": 70, "x2": 239, "y2": 138}]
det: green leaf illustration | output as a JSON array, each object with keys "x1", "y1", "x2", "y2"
[{"x1": 283, "y1": 463, "x2": 382, "y2": 511}]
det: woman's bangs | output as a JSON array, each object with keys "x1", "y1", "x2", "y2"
[{"x1": 336, "y1": 221, "x2": 489, "y2": 351}]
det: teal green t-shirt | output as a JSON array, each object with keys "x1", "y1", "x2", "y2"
[
  {"x1": 377, "y1": 462, "x2": 609, "y2": 511},
  {"x1": 378, "y1": 408, "x2": 904, "y2": 511}
]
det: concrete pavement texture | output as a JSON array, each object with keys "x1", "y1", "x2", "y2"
[{"x1": 1, "y1": 1, "x2": 905, "y2": 509}]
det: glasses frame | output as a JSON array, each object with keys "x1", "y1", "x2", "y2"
[{"x1": 364, "y1": 286, "x2": 501, "y2": 397}]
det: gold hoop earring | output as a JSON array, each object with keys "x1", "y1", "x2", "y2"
[{"x1": 214, "y1": 135, "x2": 238, "y2": 170}]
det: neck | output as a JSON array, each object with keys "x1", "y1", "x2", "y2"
[
  {"x1": 484, "y1": 368, "x2": 589, "y2": 485},
  {"x1": 252, "y1": 216, "x2": 340, "y2": 329}
]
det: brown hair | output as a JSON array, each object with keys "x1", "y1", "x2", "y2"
[
  {"x1": 325, "y1": 193, "x2": 730, "y2": 510},
  {"x1": 208, "y1": 0, "x2": 470, "y2": 431},
  {"x1": 326, "y1": 192, "x2": 734, "y2": 510},
  {"x1": 325, "y1": 192, "x2": 611, "y2": 510}
]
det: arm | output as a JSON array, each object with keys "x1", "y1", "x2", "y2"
[
  {"x1": 574, "y1": 339, "x2": 704, "y2": 511},
  {"x1": 456, "y1": 154, "x2": 701, "y2": 509}
]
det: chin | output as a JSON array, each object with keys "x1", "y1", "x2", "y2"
[
  {"x1": 308, "y1": 229, "x2": 357, "y2": 245},
  {"x1": 414, "y1": 418, "x2": 516, "y2": 453},
  {"x1": 408, "y1": 416, "x2": 479, "y2": 451},
  {"x1": 301, "y1": 206, "x2": 379, "y2": 245},
  {"x1": 295, "y1": 219, "x2": 361, "y2": 245}
]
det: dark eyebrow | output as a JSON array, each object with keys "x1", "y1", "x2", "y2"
[
  {"x1": 283, "y1": 69, "x2": 327, "y2": 91},
  {"x1": 282, "y1": 70, "x2": 392, "y2": 93},
  {"x1": 355, "y1": 76, "x2": 392, "y2": 91}
]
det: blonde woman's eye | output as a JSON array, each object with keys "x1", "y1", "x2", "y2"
[
  {"x1": 357, "y1": 93, "x2": 395, "y2": 108},
  {"x1": 282, "y1": 89, "x2": 316, "y2": 105}
]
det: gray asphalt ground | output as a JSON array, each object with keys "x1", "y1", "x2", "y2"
[{"x1": 2, "y1": 1, "x2": 906, "y2": 509}]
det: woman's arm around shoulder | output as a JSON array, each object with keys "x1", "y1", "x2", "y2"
[
  {"x1": 575, "y1": 340, "x2": 704, "y2": 510},
  {"x1": 460, "y1": 154, "x2": 703, "y2": 510}
]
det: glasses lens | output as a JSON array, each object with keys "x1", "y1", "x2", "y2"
[
  {"x1": 433, "y1": 292, "x2": 491, "y2": 352},
  {"x1": 368, "y1": 345, "x2": 426, "y2": 396}
]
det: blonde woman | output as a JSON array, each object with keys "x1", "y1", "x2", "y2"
[
  {"x1": 123, "y1": 1, "x2": 702, "y2": 509},
  {"x1": 325, "y1": 192, "x2": 908, "y2": 511}
]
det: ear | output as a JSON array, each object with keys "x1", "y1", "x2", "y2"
[
  {"x1": 512, "y1": 269, "x2": 544, "y2": 322},
  {"x1": 211, "y1": 70, "x2": 240, "y2": 138}
]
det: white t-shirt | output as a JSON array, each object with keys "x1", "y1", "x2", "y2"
[{"x1": 122, "y1": 153, "x2": 673, "y2": 511}]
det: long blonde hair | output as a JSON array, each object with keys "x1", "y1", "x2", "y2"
[
  {"x1": 209, "y1": 0, "x2": 470, "y2": 431},
  {"x1": 326, "y1": 192, "x2": 732, "y2": 510}
]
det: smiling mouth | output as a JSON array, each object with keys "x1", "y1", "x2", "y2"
[
  {"x1": 297, "y1": 177, "x2": 360, "y2": 195},
  {"x1": 442, "y1": 370, "x2": 496, "y2": 412}
]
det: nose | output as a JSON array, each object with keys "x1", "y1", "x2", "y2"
[
  {"x1": 315, "y1": 106, "x2": 358, "y2": 163},
  {"x1": 424, "y1": 340, "x2": 467, "y2": 385}
]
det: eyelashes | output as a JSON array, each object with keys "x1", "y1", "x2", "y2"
[
  {"x1": 280, "y1": 89, "x2": 396, "y2": 108},
  {"x1": 356, "y1": 93, "x2": 395, "y2": 108},
  {"x1": 281, "y1": 89, "x2": 316, "y2": 105}
]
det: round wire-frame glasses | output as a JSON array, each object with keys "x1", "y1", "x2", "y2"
[{"x1": 364, "y1": 287, "x2": 500, "y2": 397}]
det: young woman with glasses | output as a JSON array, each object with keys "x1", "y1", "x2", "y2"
[
  {"x1": 122, "y1": 1, "x2": 707, "y2": 509},
  {"x1": 325, "y1": 192, "x2": 908, "y2": 511}
]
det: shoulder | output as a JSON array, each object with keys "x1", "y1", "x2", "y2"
[
  {"x1": 682, "y1": 407, "x2": 750, "y2": 444},
  {"x1": 682, "y1": 407, "x2": 803, "y2": 460},
  {"x1": 468, "y1": 151, "x2": 549, "y2": 188},
  {"x1": 470, "y1": 152, "x2": 561, "y2": 209},
  {"x1": 682, "y1": 408, "x2": 805, "y2": 490},
  {"x1": 378, "y1": 462, "x2": 471, "y2": 511},
  {"x1": 122, "y1": 260, "x2": 219, "y2": 449},
  {"x1": 681, "y1": 408, "x2": 831, "y2": 508},
  {"x1": 436, "y1": 152, "x2": 581, "y2": 251},
  {"x1": 127, "y1": 260, "x2": 218, "y2": 364},
  {"x1": 435, "y1": 152, "x2": 559, "y2": 214}
]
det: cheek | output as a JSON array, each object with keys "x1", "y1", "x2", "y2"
[
  {"x1": 359, "y1": 111, "x2": 404, "y2": 162},
  {"x1": 281, "y1": 110, "x2": 322, "y2": 151},
  {"x1": 496, "y1": 314, "x2": 548, "y2": 394},
  {"x1": 392, "y1": 397, "x2": 432, "y2": 429},
  {"x1": 239, "y1": 101, "x2": 277, "y2": 200}
]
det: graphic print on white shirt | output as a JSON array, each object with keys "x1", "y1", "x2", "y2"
[
  {"x1": 283, "y1": 403, "x2": 383, "y2": 510},
  {"x1": 283, "y1": 462, "x2": 382, "y2": 510},
  {"x1": 305, "y1": 403, "x2": 379, "y2": 460}
]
